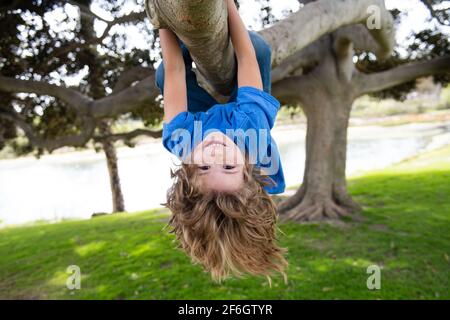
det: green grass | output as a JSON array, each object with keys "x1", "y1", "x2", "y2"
[{"x1": 1, "y1": 147, "x2": 450, "y2": 300}]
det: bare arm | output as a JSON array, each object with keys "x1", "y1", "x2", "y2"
[
  {"x1": 226, "y1": 0, "x2": 263, "y2": 90},
  {"x1": 159, "y1": 28, "x2": 187, "y2": 123}
]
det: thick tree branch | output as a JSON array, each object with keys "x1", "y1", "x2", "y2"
[
  {"x1": 146, "y1": 0, "x2": 394, "y2": 98},
  {"x1": 271, "y1": 38, "x2": 326, "y2": 83},
  {"x1": 94, "y1": 128, "x2": 162, "y2": 143},
  {"x1": 0, "y1": 109, "x2": 95, "y2": 152},
  {"x1": 93, "y1": 74, "x2": 160, "y2": 118},
  {"x1": 0, "y1": 72, "x2": 161, "y2": 119},
  {"x1": 259, "y1": 0, "x2": 395, "y2": 67},
  {"x1": 0, "y1": 75, "x2": 92, "y2": 114},
  {"x1": 335, "y1": 24, "x2": 382, "y2": 56},
  {"x1": 271, "y1": 74, "x2": 314, "y2": 106},
  {"x1": 332, "y1": 34, "x2": 356, "y2": 82},
  {"x1": 0, "y1": 72, "x2": 163, "y2": 151},
  {"x1": 355, "y1": 56, "x2": 450, "y2": 95},
  {"x1": 271, "y1": 24, "x2": 381, "y2": 84},
  {"x1": 113, "y1": 66, "x2": 153, "y2": 93},
  {"x1": 146, "y1": 0, "x2": 235, "y2": 95}
]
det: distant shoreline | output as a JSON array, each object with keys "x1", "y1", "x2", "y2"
[{"x1": 1, "y1": 110, "x2": 450, "y2": 165}]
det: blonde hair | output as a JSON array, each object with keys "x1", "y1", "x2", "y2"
[{"x1": 164, "y1": 161, "x2": 288, "y2": 283}]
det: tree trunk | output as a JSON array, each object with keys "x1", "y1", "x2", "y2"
[
  {"x1": 279, "y1": 91, "x2": 360, "y2": 221},
  {"x1": 99, "y1": 120, "x2": 125, "y2": 213},
  {"x1": 276, "y1": 40, "x2": 361, "y2": 222},
  {"x1": 331, "y1": 102, "x2": 363, "y2": 213},
  {"x1": 78, "y1": 17, "x2": 126, "y2": 214}
]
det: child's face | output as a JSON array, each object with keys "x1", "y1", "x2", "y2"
[{"x1": 191, "y1": 132, "x2": 245, "y2": 192}]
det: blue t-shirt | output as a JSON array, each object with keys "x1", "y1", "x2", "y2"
[{"x1": 162, "y1": 86, "x2": 285, "y2": 194}]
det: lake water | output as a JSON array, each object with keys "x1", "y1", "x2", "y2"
[{"x1": 1, "y1": 121, "x2": 449, "y2": 226}]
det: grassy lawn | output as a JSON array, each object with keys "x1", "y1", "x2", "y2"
[{"x1": 0, "y1": 147, "x2": 449, "y2": 300}]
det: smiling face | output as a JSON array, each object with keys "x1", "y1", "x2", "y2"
[{"x1": 190, "y1": 131, "x2": 245, "y2": 192}]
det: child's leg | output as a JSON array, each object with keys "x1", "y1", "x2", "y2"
[
  {"x1": 227, "y1": 30, "x2": 272, "y2": 102},
  {"x1": 155, "y1": 30, "x2": 271, "y2": 111},
  {"x1": 155, "y1": 41, "x2": 219, "y2": 114}
]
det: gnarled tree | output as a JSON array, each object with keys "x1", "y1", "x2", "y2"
[
  {"x1": 1, "y1": 0, "x2": 449, "y2": 221},
  {"x1": 144, "y1": 0, "x2": 450, "y2": 221}
]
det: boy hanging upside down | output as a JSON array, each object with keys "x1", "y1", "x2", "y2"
[{"x1": 156, "y1": 0, "x2": 288, "y2": 283}]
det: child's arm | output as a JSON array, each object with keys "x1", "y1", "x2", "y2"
[
  {"x1": 226, "y1": 0, "x2": 263, "y2": 90},
  {"x1": 159, "y1": 28, "x2": 188, "y2": 123}
]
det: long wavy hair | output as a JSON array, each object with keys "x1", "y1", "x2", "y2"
[{"x1": 164, "y1": 160, "x2": 288, "y2": 284}]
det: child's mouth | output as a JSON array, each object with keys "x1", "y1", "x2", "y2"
[{"x1": 204, "y1": 140, "x2": 227, "y2": 148}]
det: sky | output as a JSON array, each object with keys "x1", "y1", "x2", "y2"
[{"x1": 49, "y1": 0, "x2": 449, "y2": 86}]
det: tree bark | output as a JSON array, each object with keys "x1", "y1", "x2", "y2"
[
  {"x1": 355, "y1": 56, "x2": 450, "y2": 95},
  {"x1": 146, "y1": 0, "x2": 235, "y2": 96},
  {"x1": 98, "y1": 120, "x2": 126, "y2": 213}
]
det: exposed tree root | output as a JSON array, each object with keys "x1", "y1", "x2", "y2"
[
  {"x1": 277, "y1": 185, "x2": 306, "y2": 213},
  {"x1": 333, "y1": 188, "x2": 363, "y2": 212},
  {"x1": 278, "y1": 194, "x2": 358, "y2": 223}
]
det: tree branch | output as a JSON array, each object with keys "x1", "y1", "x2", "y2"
[
  {"x1": 335, "y1": 24, "x2": 382, "y2": 56},
  {"x1": 0, "y1": 109, "x2": 95, "y2": 152},
  {"x1": 0, "y1": 72, "x2": 163, "y2": 151},
  {"x1": 92, "y1": 74, "x2": 160, "y2": 118},
  {"x1": 113, "y1": 66, "x2": 153, "y2": 93},
  {"x1": 271, "y1": 37, "x2": 326, "y2": 83},
  {"x1": 0, "y1": 71, "x2": 161, "y2": 119},
  {"x1": 355, "y1": 56, "x2": 450, "y2": 95},
  {"x1": 332, "y1": 34, "x2": 355, "y2": 82},
  {"x1": 271, "y1": 24, "x2": 382, "y2": 84},
  {"x1": 272, "y1": 74, "x2": 314, "y2": 106},
  {"x1": 94, "y1": 128, "x2": 162, "y2": 143},
  {"x1": 422, "y1": 0, "x2": 449, "y2": 26},
  {"x1": 0, "y1": 75, "x2": 92, "y2": 114},
  {"x1": 259, "y1": 0, "x2": 395, "y2": 67},
  {"x1": 146, "y1": 0, "x2": 235, "y2": 95},
  {"x1": 67, "y1": 0, "x2": 111, "y2": 24},
  {"x1": 43, "y1": 11, "x2": 147, "y2": 66}
]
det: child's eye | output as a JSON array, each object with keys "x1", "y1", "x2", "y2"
[
  {"x1": 223, "y1": 165, "x2": 236, "y2": 170},
  {"x1": 198, "y1": 165, "x2": 210, "y2": 171}
]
